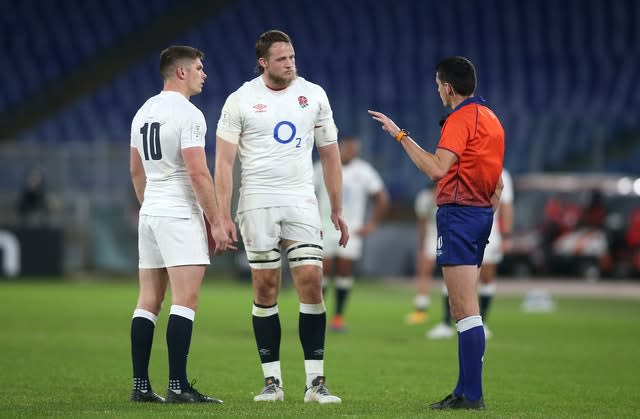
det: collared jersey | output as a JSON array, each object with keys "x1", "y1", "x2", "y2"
[
  {"x1": 216, "y1": 76, "x2": 337, "y2": 212},
  {"x1": 436, "y1": 98, "x2": 504, "y2": 207},
  {"x1": 313, "y1": 157, "x2": 385, "y2": 232},
  {"x1": 130, "y1": 90, "x2": 206, "y2": 218}
]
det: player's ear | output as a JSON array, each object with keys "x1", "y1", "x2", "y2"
[
  {"x1": 175, "y1": 65, "x2": 186, "y2": 80},
  {"x1": 258, "y1": 57, "x2": 267, "y2": 70}
]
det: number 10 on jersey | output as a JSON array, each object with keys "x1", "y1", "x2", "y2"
[{"x1": 140, "y1": 122, "x2": 162, "y2": 160}]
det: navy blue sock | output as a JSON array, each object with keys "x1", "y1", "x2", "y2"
[
  {"x1": 457, "y1": 316, "x2": 485, "y2": 401},
  {"x1": 453, "y1": 332, "x2": 464, "y2": 397},
  {"x1": 252, "y1": 303, "x2": 281, "y2": 364},
  {"x1": 131, "y1": 310, "x2": 156, "y2": 389},
  {"x1": 335, "y1": 288, "x2": 349, "y2": 315},
  {"x1": 479, "y1": 294, "x2": 493, "y2": 320},
  {"x1": 443, "y1": 295, "x2": 452, "y2": 325},
  {"x1": 299, "y1": 304, "x2": 326, "y2": 360},
  {"x1": 166, "y1": 306, "x2": 194, "y2": 389}
]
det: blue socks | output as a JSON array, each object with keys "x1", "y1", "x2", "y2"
[{"x1": 453, "y1": 315, "x2": 485, "y2": 401}]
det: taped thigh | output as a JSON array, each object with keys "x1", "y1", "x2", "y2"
[
  {"x1": 286, "y1": 242, "x2": 323, "y2": 268},
  {"x1": 246, "y1": 248, "x2": 281, "y2": 270}
]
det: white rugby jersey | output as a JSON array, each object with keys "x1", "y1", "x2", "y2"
[
  {"x1": 493, "y1": 169, "x2": 514, "y2": 228},
  {"x1": 313, "y1": 158, "x2": 385, "y2": 232},
  {"x1": 130, "y1": 90, "x2": 206, "y2": 218},
  {"x1": 216, "y1": 76, "x2": 337, "y2": 212},
  {"x1": 414, "y1": 188, "x2": 438, "y2": 230}
]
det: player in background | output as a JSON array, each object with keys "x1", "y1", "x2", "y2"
[
  {"x1": 477, "y1": 169, "x2": 513, "y2": 337},
  {"x1": 129, "y1": 45, "x2": 235, "y2": 404},
  {"x1": 427, "y1": 169, "x2": 513, "y2": 339},
  {"x1": 215, "y1": 30, "x2": 348, "y2": 404},
  {"x1": 369, "y1": 56, "x2": 504, "y2": 410},
  {"x1": 405, "y1": 186, "x2": 437, "y2": 325},
  {"x1": 313, "y1": 135, "x2": 390, "y2": 332}
]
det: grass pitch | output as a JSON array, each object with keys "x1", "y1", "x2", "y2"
[{"x1": 1, "y1": 276, "x2": 639, "y2": 418}]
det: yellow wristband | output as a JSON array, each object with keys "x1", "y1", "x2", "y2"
[{"x1": 395, "y1": 129, "x2": 409, "y2": 142}]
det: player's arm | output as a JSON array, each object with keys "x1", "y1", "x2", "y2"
[
  {"x1": 130, "y1": 147, "x2": 146, "y2": 205},
  {"x1": 359, "y1": 189, "x2": 390, "y2": 237},
  {"x1": 491, "y1": 175, "x2": 504, "y2": 212},
  {"x1": 368, "y1": 110, "x2": 456, "y2": 180},
  {"x1": 317, "y1": 142, "x2": 349, "y2": 246},
  {"x1": 182, "y1": 146, "x2": 220, "y2": 223},
  {"x1": 214, "y1": 136, "x2": 239, "y2": 238},
  {"x1": 183, "y1": 146, "x2": 236, "y2": 252}
]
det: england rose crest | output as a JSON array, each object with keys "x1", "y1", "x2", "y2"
[{"x1": 298, "y1": 96, "x2": 309, "y2": 108}]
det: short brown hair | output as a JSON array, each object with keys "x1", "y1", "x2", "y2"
[
  {"x1": 254, "y1": 30, "x2": 292, "y2": 75},
  {"x1": 159, "y1": 45, "x2": 204, "y2": 79}
]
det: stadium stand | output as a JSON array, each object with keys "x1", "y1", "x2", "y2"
[{"x1": 2, "y1": 0, "x2": 639, "y2": 204}]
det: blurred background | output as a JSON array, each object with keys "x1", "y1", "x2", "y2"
[{"x1": 1, "y1": 0, "x2": 639, "y2": 279}]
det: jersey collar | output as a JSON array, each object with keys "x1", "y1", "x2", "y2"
[
  {"x1": 452, "y1": 95, "x2": 487, "y2": 112},
  {"x1": 439, "y1": 96, "x2": 487, "y2": 127}
]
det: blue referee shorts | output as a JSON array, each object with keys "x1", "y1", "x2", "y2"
[{"x1": 435, "y1": 205, "x2": 494, "y2": 267}]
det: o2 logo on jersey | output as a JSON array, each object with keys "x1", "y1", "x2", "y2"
[{"x1": 273, "y1": 120, "x2": 302, "y2": 148}]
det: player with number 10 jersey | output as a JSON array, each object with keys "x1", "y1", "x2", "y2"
[{"x1": 130, "y1": 91, "x2": 207, "y2": 218}]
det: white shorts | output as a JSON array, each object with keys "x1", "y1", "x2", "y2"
[
  {"x1": 422, "y1": 227, "x2": 438, "y2": 258},
  {"x1": 237, "y1": 206, "x2": 323, "y2": 251},
  {"x1": 138, "y1": 213, "x2": 210, "y2": 268},
  {"x1": 483, "y1": 223, "x2": 503, "y2": 264},
  {"x1": 323, "y1": 227, "x2": 362, "y2": 260}
]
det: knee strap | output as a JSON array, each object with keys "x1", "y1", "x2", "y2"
[
  {"x1": 247, "y1": 248, "x2": 281, "y2": 270},
  {"x1": 286, "y1": 243, "x2": 323, "y2": 268}
]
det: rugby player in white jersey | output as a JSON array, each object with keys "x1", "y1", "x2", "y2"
[
  {"x1": 427, "y1": 169, "x2": 514, "y2": 339},
  {"x1": 129, "y1": 45, "x2": 235, "y2": 404},
  {"x1": 405, "y1": 186, "x2": 438, "y2": 326},
  {"x1": 312, "y1": 136, "x2": 389, "y2": 332},
  {"x1": 215, "y1": 30, "x2": 348, "y2": 404}
]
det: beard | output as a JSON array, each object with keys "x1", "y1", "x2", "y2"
[{"x1": 266, "y1": 68, "x2": 297, "y2": 88}]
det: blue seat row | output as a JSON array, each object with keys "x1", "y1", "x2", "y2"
[{"x1": 7, "y1": 0, "x2": 640, "y2": 202}]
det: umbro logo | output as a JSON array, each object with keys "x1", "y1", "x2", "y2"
[{"x1": 253, "y1": 103, "x2": 267, "y2": 112}]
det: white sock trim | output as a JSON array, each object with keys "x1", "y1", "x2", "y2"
[
  {"x1": 414, "y1": 294, "x2": 431, "y2": 309},
  {"x1": 261, "y1": 361, "x2": 283, "y2": 387},
  {"x1": 133, "y1": 308, "x2": 157, "y2": 325},
  {"x1": 300, "y1": 302, "x2": 326, "y2": 314},
  {"x1": 170, "y1": 305, "x2": 195, "y2": 321},
  {"x1": 479, "y1": 283, "x2": 497, "y2": 296},
  {"x1": 456, "y1": 315, "x2": 483, "y2": 333},
  {"x1": 252, "y1": 303, "x2": 278, "y2": 317},
  {"x1": 335, "y1": 276, "x2": 354, "y2": 289},
  {"x1": 305, "y1": 359, "x2": 324, "y2": 387}
]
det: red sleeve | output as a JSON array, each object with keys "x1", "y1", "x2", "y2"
[{"x1": 438, "y1": 115, "x2": 470, "y2": 157}]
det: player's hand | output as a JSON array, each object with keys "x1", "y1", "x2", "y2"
[
  {"x1": 502, "y1": 237, "x2": 513, "y2": 253},
  {"x1": 332, "y1": 213, "x2": 349, "y2": 247},
  {"x1": 367, "y1": 110, "x2": 402, "y2": 139},
  {"x1": 356, "y1": 221, "x2": 376, "y2": 238},
  {"x1": 221, "y1": 216, "x2": 238, "y2": 243},
  {"x1": 210, "y1": 224, "x2": 237, "y2": 255}
]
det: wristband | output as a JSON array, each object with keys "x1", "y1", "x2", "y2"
[{"x1": 395, "y1": 129, "x2": 409, "y2": 142}]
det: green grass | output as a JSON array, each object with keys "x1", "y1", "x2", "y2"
[{"x1": 1, "y1": 277, "x2": 639, "y2": 418}]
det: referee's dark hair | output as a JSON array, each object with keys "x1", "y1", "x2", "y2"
[{"x1": 436, "y1": 56, "x2": 477, "y2": 97}]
